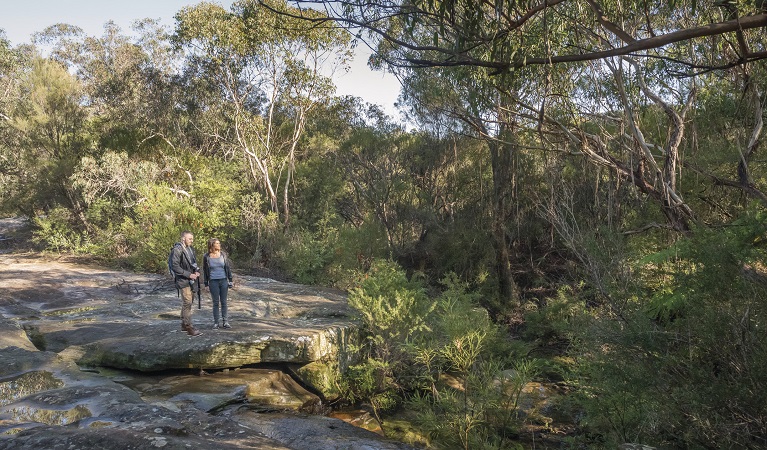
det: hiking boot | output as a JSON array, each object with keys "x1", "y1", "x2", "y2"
[
  {"x1": 223, "y1": 322, "x2": 231, "y2": 329},
  {"x1": 187, "y1": 327, "x2": 203, "y2": 337},
  {"x1": 212, "y1": 323, "x2": 219, "y2": 329}
]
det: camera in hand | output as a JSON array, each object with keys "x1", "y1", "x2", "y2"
[{"x1": 188, "y1": 264, "x2": 200, "y2": 289}]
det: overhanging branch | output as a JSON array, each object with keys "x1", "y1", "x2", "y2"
[{"x1": 274, "y1": 1, "x2": 767, "y2": 73}]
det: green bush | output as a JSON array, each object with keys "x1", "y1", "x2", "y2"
[
  {"x1": 121, "y1": 184, "x2": 207, "y2": 272},
  {"x1": 522, "y1": 284, "x2": 589, "y2": 345},
  {"x1": 348, "y1": 259, "x2": 436, "y2": 362},
  {"x1": 32, "y1": 207, "x2": 89, "y2": 252},
  {"x1": 570, "y1": 211, "x2": 767, "y2": 449},
  {"x1": 274, "y1": 229, "x2": 334, "y2": 285},
  {"x1": 338, "y1": 358, "x2": 400, "y2": 422},
  {"x1": 324, "y1": 221, "x2": 391, "y2": 289},
  {"x1": 342, "y1": 264, "x2": 540, "y2": 448},
  {"x1": 338, "y1": 260, "x2": 435, "y2": 425},
  {"x1": 269, "y1": 218, "x2": 391, "y2": 288},
  {"x1": 403, "y1": 274, "x2": 537, "y2": 450}
]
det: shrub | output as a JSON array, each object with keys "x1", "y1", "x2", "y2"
[
  {"x1": 348, "y1": 259, "x2": 436, "y2": 363},
  {"x1": 340, "y1": 260, "x2": 435, "y2": 428},
  {"x1": 343, "y1": 264, "x2": 539, "y2": 448},
  {"x1": 32, "y1": 207, "x2": 89, "y2": 252},
  {"x1": 273, "y1": 229, "x2": 334, "y2": 285},
  {"x1": 121, "y1": 184, "x2": 207, "y2": 272},
  {"x1": 571, "y1": 211, "x2": 767, "y2": 449}
]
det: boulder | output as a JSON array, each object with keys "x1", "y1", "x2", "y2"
[
  {"x1": 0, "y1": 346, "x2": 291, "y2": 449},
  {"x1": 229, "y1": 410, "x2": 416, "y2": 450},
  {"x1": 110, "y1": 368, "x2": 321, "y2": 413}
]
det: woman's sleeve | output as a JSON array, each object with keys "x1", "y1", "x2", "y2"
[
  {"x1": 202, "y1": 254, "x2": 210, "y2": 286},
  {"x1": 225, "y1": 253, "x2": 233, "y2": 282}
]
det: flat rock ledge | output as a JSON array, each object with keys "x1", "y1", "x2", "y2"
[
  {"x1": 2, "y1": 254, "x2": 357, "y2": 383},
  {"x1": 0, "y1": 253, "x2": 415, "y2": 449}
]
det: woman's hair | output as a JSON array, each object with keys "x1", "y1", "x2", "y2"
[{"x1": 207, "y1": 238, "x2": 220, "y2": 253}]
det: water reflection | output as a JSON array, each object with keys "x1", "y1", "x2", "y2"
[
  {"x1": 0, "y1": 371, "x2": 64, "y2": 407},
  {"x1": 4, "y1": 404, "x2": 91, "y2": 426}
]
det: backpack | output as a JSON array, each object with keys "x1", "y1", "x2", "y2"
[
  {"x1": 168, "y1": 245, "x2": 176, "y2": 278},
  {"x1": 168, "y1": 243, "x2": 180, "y2": 297}
]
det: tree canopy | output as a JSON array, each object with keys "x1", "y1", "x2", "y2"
[
  {"x1": 278, "y1": 0, "x2": 767, "y2": 74},
  {"x1": 1, "y1": 1, "x2": 767, "y2": 447}
]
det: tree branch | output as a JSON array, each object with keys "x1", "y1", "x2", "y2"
[{"x1": 279, "y1": 2, "x2": 767, "y2": 73}]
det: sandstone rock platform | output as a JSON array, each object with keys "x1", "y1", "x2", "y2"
[{"x1": 0, "y1": 250, "x2": 413, "y2": 449}]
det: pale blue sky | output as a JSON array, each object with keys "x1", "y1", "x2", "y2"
[{"x1": 0, "y1": 0, "x2": 400, "y2": 116}]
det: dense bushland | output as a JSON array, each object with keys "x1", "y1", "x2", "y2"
[{"x1": 2, "y1": 1, "x2": 767, "y2": 448}]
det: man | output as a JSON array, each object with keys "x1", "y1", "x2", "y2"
[{"x1": 171, "y1": 230, "x2": 203, "y2": 336}]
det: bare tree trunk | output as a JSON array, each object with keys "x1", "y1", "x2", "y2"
[
  {"x1": 488, "y1": 129, "x2": 519, "y2": 308},
  {"x1": 450, "y1": 102, "x2": 521, "y2": 308},
  {"x1": 282, "y1": 108, "x2": 307, "y2": 228}
]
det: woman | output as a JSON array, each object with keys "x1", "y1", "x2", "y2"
[{"x1": 203, "y1": 238, "x2": 234, "y2": 329}]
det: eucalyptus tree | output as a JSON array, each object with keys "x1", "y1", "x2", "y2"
[
  {"x1": 281, "y1": 0, "x2": 767, "y2": 72},
  {"x1": 33, "y1": 20, "x2": 182, "y2": 151},
  {"x1": 326, "y1": 8, "x2": 558, "y2": 305},
  {"x1": 279, "y1": 0, "x2": 766, "y2": 234},
  {"x1": 687, "y1": 63, "x2": 767, "y2": 211},
  {"x1": 0, "y1": 30, "x2": 21, "y2": 121},
  {"x1": 173, "y1": 0, "x2": 353, "y2": 226},
  {"x1": 334, "y1": 111, "x2": 466, "y2": 267},
  {"x1": 7, "y1": 57, "x2": 92, "y2": 229},
  {"x1": 0, "y1": 30, "x2": 26, "y2": 214},
  {"x1": 504, "y1": 21, "x2": 766, "y2": 234},
  {"x1": 81, "y1": 19, "x2": 181, "y2": 148},
  {"x1": 397, "y1": 63, "x2": 534, "y2": 304}
]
